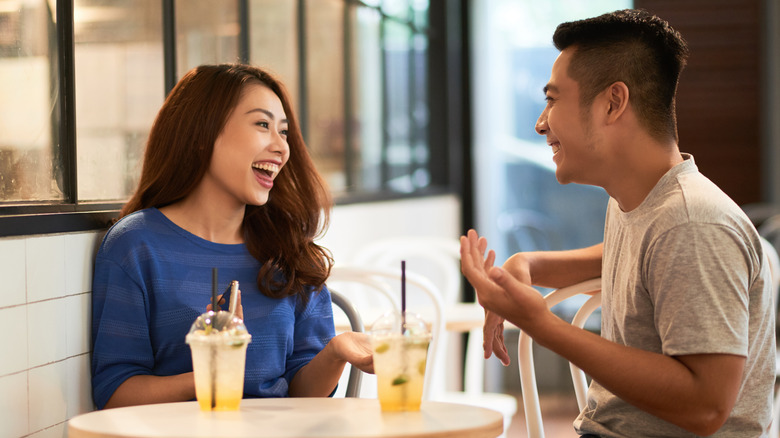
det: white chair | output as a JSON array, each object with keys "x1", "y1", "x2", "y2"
[
  {"x1": 330, "y1": 290, "x2": 364, "y2": 398},
  {"x1": 517, "y1": 278, "x2": 602, "y2": 438},
  {"x1": 352, "y1": 237, "x2": 518, "y2": 436},
  {"x1": 327, "y1": 264, "x2": 445, "y2": 401},
  {"x1": 760, "y1": 237, "x2": 780, "y2": 438}
]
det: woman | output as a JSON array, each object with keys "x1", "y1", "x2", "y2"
[{"x1": 91, "y1": 64, "x2": 372, "y2": 410}]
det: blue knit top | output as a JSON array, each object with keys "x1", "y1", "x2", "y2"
[{"x1": 91, "y1": 208, "x2": 335, "y2": 409}]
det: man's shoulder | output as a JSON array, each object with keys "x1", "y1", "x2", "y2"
[{"x1": 674, "y1": 171, "x2": 751, "y2": 227}]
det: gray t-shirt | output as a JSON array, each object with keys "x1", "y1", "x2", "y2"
[{"x1": 574, "y1": 154, "x2": 775, "y2": 437}]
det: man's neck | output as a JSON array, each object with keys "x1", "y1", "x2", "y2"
[{"x1": 605, "y1": 141, "x2": 683, "y2": 212}]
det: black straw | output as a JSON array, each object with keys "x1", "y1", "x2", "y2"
[
  {"x1": 210, "y1": 267, "x2": 217, "y2": 409},
  {"x1": 211, "y1": 268, "x2": 218, "y2": 313},
  {"x1": 401, "y1": 260, "x2": 406, "y2": 334}
]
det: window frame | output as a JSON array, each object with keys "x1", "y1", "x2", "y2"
[{"x1": 0, "y1": 0, "x2": 471, "y2": 238}]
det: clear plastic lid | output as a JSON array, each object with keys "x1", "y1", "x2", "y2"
[
  {"x1": 185, "y1": 310, "x2": 251, "y2": 345},
  {"x1": 370, "y1": 310, "x2": 430, "y2": 339}
]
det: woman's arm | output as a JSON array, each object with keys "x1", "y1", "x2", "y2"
[
  {"x1": 288, "y1": 332, "x2": 373, "y2": 397},
  {"x1": 103, "y1": 373, "x2": 196, "y2": 409}
]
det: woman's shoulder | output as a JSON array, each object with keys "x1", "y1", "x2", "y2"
[{"x1": 99, "y1": 208, "x2": 176, "y2": 254}]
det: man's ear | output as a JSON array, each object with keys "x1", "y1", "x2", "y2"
[{"x1": 604, "y1": 81, "x2": 629, "y2": 124}]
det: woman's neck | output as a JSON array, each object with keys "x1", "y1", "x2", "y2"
[{"x1": 159, "y1": 193, "x2": 246, "y2": 244}]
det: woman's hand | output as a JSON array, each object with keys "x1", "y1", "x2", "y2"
[
  {"x1": 288, "y1": 331, "x2": 374, "y2": 396},
  {"x1": 331, "y1": 332, "x2": 374, "y2": 374},
  {"x1": 206, "y1": 288, "x2": 244, "y2": 320}
]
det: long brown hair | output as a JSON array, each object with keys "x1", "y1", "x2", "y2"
[{"x1": 121, "y1": 64, "x2": 333, "y2": 298}]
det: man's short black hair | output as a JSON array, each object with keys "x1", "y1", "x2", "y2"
[{"x1": 553, "y1": 9, "x2": 689, "y2": 142}]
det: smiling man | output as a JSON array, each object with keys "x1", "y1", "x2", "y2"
[{"x1": 460, "y1": 9, "x2": 775, "y2": 437}]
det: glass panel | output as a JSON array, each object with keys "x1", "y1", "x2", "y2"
[
  {"x1": 74, "y1": 0, "x2": 164, "y2": 201},
  {"x1": 305, "y1": 0, "x2": 345, "y2": 192},
  {"x1": 349, "y1": 5, "x2": 382, "y2": 192},
  {"x1": 175, "y1": 0, "x2": 239, "y2": 77},
  {"x1": 248, "y1": 0, "x2": 298, "y2": 102},
  {"x1": 409, "y1": 30, "x2": 429, "y2": 189},
  {"x1": 381, "y1": 0, "x2": 409, "y2": 20},
  {"x1": 383, "y1": 19, "x2": 413, "y2": 193},
  {"x1": 0, "y1": 0, "x2": 62, "y2": 203},
  {"x1": 411, "y1": 0, "x2": 428, "y2": 29}
]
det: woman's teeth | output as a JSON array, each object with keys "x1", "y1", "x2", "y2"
[{"x1": 252, "y1": 162, "x2": 279, "y2": 177}]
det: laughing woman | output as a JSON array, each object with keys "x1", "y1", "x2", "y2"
[{"x1": 91, "y1": 64, "x2": 373, "y2": 410}]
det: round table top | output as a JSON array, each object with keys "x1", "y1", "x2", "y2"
[{"x1": 68, "y1": 398, "x2": 504, "y2": 438}]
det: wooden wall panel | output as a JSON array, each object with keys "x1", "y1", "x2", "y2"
[{"x1": 634, "y1": 0, "x2": 763, "y2": 205}]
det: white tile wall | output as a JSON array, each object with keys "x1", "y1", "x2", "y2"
[
  {"x1": 64, "y1": 233, "x2": 101, "y2": 296},
  {"x1": 0, "y1": 306, "x2": 27, "y2": 376},
  {"x1": 27, "y1": 423, "x2": 65, "y2": 438},
  {"x1": 65, "y1": 294, "x2": 91, "y2": 358},
  {"x1": 26, "y1": 235, "x2": 66, "y2": 303},
  {"x1": 65, "y1": 355, "x2": 93, "y2": 418},
  {"x1": 29, "y1": 361, "x2": 68, "y2": 432},
  {"x1": 0, "y1": 238, "x2": 26, "y2": 307},
  {"x1": 27, "y1": 300, "x2": 68, "y2": 368},
  {"x1": 0, "y1": 231, "x2": 101, "y2": 438},
  {"x1": 0, "y1": 372, "x2": 28, "y2": 438}
]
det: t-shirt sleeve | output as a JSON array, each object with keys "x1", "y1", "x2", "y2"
[
  {"x1": 91, "y1": 253, "x2": 154, "y2": 409},
  {"x1": 283, "y1": 286, "x2": 337, "y2": 385},
  {"x1": 646, "y1": 223, "x2": 751, "y2": 357}
]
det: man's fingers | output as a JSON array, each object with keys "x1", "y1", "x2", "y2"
[
  {"x1": 485, "y1": 249, "x2": 496, "y2": 269},
  {"x1": 494, "y1": 340, "x2": 511, "y2": 366}
]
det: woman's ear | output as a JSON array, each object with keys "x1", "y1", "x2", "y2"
[{"x1": 605, "y1": 81, "x2": 629, "y2": 124}]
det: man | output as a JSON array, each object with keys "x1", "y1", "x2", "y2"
[{"x1": 460, "y1": 9, "x2": 774, "y2": 437}]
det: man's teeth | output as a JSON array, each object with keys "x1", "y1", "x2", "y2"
[
  {"x1": 252, "y1": 162, "x2": 279, "y2": 176},
  {"x1": 551, "y1": 144, "x2": 560, "y2": 154}
]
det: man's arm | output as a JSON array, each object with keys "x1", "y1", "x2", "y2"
[
  {"x1": 534, "y1": 304, "x2": 743, "y2": 435},
  {"x1": 461, "y1": 230, "x2": 744, "y2": 436},
  {"x1": 502, "y1": 242, "x2": 603, "y2": 289}
]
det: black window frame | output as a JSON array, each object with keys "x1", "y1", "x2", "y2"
[{"x1": 0, "y1": 0, "x2": 472, "y2": 238}]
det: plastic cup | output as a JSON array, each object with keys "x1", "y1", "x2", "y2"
[
  {"x1": 370, "y1": 311, "x2": 431, "y2": 412},
  {"x1": 185, "y1": 310, "x2": 251, "y2": 411}
]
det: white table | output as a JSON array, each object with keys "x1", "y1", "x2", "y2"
[{"x1": 68, "y1": 398, "x2": 504, "y2": 438}]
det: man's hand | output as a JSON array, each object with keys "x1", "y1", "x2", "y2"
[
  {"x1": 459, "y1": 229, "x2": 512, "y2": 365},
  {"x1": 461, "y1": 229, "x2": 550, "y2": 338},
  {"x1": 483, "y1": 310, "x2": 510, "y2": 365}
]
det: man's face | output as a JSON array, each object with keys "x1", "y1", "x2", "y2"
[{"x1": 535, "y1": 49, "x2": 602, "y2": 186}]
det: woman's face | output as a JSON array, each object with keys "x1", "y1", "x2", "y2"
[{"x1": 205, "y1": 83, "x2": 290, "y2": 208}]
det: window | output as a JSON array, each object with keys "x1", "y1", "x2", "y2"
[
  {"x1": 0, "y1": 0, "x2": 62, "y2": 204},
  {"x1": 74, "y1": 0, "x2": 164, "y2": 201},
  {"x1": 0, "y1": 0, "x2": 456, "y2": 237}
]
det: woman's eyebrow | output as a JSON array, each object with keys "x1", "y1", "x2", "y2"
[{"x1": 246, "y1": 108, "x2": 288, "y2": 124}]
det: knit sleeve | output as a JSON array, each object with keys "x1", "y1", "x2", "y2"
[
  {"x1": 282, "y1": 286, "x2": 336, "y2": 385},
  {"x1": 91, "y1": 252, "x2": 154, "y2": 409}
]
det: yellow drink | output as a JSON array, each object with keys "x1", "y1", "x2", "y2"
[
  {"x1": 186, "y1": 311, "x2": 251, "y2": 412},
  {"x1": 372, "y1": 334, "x2": 430, "y2": 412},
  {"x1": 189, "y1": 335, "x2": 248, "y2": 411}
]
